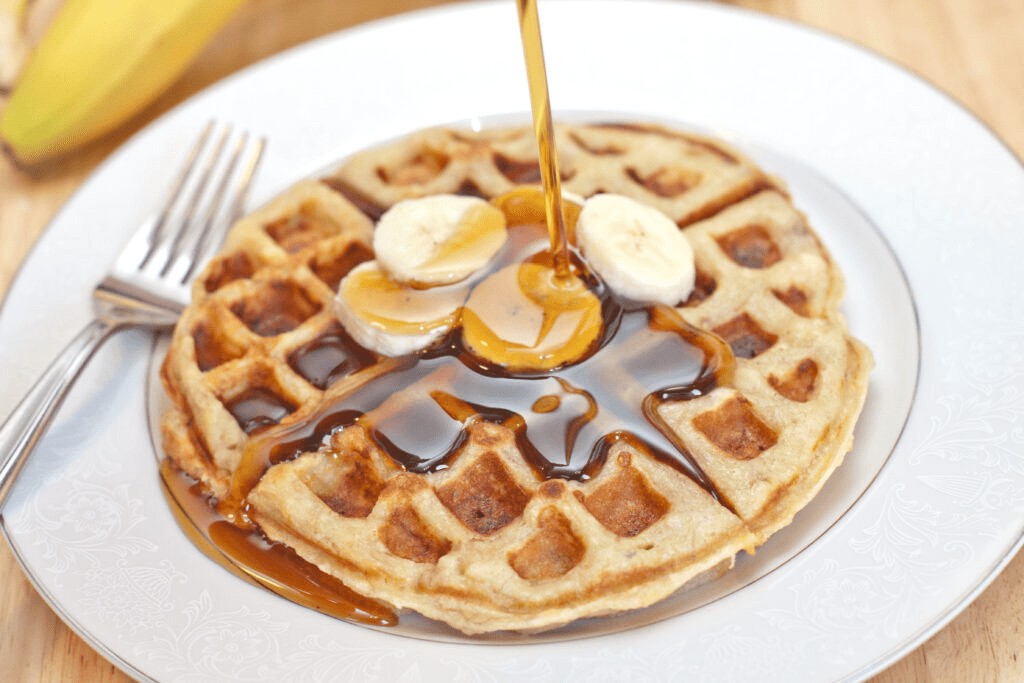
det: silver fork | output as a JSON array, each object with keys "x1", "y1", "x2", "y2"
[{"x1": 0, "y1": 121, "x2": 265, "y2": 507}]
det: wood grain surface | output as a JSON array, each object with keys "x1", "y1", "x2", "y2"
[{"x1": 1, "y1": 0, "x2": 1022, "y2": 680}]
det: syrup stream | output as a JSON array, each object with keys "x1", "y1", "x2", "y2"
[{"x1": 516, "y1": 0, "x2": 571, "y2": 280}]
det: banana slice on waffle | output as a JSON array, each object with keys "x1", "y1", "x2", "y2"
[
  {"x1": 373, "y1": 194, "x2": 507, "y2": 286},
  {"x1": 160, "y1": 122, "x2": 872, "y2": 634},
  {"x1": 577, "y1": 193, "x2": 696, "y2": 305}
]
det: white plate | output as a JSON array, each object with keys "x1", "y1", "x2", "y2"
[{"x1": 2, "y1": 1, "x2": 1022, "y2": 680}]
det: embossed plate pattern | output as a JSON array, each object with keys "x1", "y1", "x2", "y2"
[{"x1": 1, "y1": 2, "x2": 1023, "y2": 681}]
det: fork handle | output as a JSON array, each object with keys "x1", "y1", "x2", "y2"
[{"x1": 0, "y1": 318, "x2": 118, "y2": 509}]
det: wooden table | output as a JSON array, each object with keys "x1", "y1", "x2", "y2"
[{"x1": 1, "y1": 0, "x2": 1021, "y2": 680}]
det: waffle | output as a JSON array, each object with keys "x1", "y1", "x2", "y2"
[{"x1": 160, "y1": 122, "x2": 872, "y2": 634}]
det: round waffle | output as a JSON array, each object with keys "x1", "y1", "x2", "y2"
[{"x1": 160, "y1": 122, "x2": 872, "y2": 634}]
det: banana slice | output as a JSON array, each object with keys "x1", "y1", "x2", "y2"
[
  {"x1": 576, "y1": 193, "x2": 695, "y2": 305},
  {"x1": 462, "y1": 262, "x2": 603, "y2": 371},
  {"x1": 373, "y1": 195, "x2": 507, "y2": 286},
  {"x1": 335, "y1": 261, "x2": 468, "y2": 356}
]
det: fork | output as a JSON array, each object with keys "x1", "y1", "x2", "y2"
[{"x1": 0, "y1": 122, "x2": 265, "y2": 508}]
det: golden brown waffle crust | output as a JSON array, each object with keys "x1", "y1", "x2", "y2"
[
  {"x1": 249, "y1": 423, "x2": 752, "y2": 634},
  {"x1": 160, "y1": 122, "x2": 873, "y2": 635}
]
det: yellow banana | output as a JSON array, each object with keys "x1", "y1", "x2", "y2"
[{"x1": 0, "y1": 0, "x2": 246, "y2": 165}]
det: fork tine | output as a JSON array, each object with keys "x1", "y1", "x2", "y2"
[
  {"x1": 226, "y1": 136, "x2": 265, "y2": 226},
  {"x1": 170, "y1": 131, "x2": 250, "y2": 283},
  {"x1": 156, "y1": 124, "x2": 233, "y2": 276},
  {"x1": 138, "y1": 120, "x2": 215, "y2": 269},
  {"x1": 183, "y1": 135, "x2": 266, "y2": 282},
  {"x1": 165, "y1": 134, "x2": 265, "y2": 285},
  {"x1": 108, "y1": 122, "x2": 265, "y2": 310}
]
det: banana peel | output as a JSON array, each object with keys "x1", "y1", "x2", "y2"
[{"x1": 0, "y1": 0, "x2": 246, "y2": 165}]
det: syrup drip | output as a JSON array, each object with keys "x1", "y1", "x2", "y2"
[
  {"x1": 237, "y1": 289, "x2": 731, "y2": 494},
  {"x1": 159, "y1": 459, "x2": 396, "y2": 626}
]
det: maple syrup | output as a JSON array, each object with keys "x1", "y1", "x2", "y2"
[
  {"x1": 413, "y1": 201, "x2": 507, "y2": 284},
  {"x1": 159, "y1": 459, "x2": 397, "y2": 626},
  {"x1": 516, "y1": 0, "x2": 571, "y2": 279},
  {"x1": 287, "y1": 324, "x2": 376, "y2": 390},
  {"x1": 460, "y1": 259, "x2": 604, "y2": 371},
  {"x1": 339, "y1": 264, "x2": 466, "y2": 335},
  {"x1": 231, "y1": 198, "x2": 733, "y2": 502},
  {"x1": 224, "y1": 388, "x2": 297, "y2": 435}
]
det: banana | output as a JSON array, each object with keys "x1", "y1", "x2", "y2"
[
  {"x1": 461, "y1": 262, "x2": 603, "y2": 371},
  {"x1": 373, "y1": 195, "x2": 507, "y2": 286},
  {"x1": 576, "y1": 193, "x2": 695, "y2": 306},
  {"x1": 334, "y1": 261, "x2": 469, "y2": 357},
  {"x1": 0, "y1": 0, "x2": 246, "y2": 165}
]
